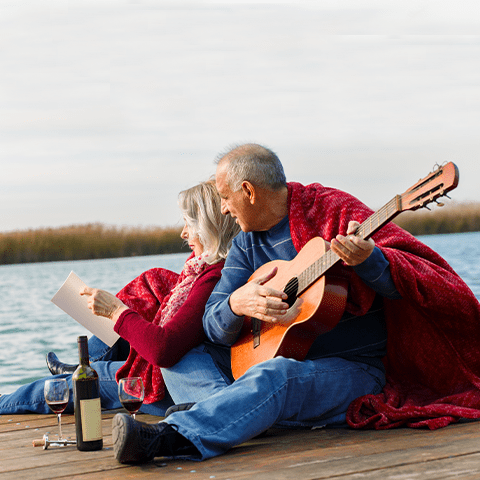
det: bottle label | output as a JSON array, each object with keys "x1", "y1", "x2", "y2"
[{"x1": 80, "y1": 398, "x2": 102, "y2": 442}]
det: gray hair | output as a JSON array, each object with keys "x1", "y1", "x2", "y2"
[
  {"x1": 215, "y1": 143, "x2": 287, "y2": 192},
  {"x1": 178, "y1": 178, "x2": 240, "y2": 264}
]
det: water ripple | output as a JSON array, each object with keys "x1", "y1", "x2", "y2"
[
  {"x1": 1, "y1": 234, "x2": 479, "y2": 395},
  {"x1": 0, "y1": 253, "x2": 188, "y2": 394}
]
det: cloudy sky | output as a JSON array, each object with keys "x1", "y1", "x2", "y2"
[{"x1": 1, "y1": 0, "x2": 479, "y2": 232}]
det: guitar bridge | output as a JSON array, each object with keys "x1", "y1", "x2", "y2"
[{"x1": 252, "y1": 318, "x2": 261, "y2": 348}]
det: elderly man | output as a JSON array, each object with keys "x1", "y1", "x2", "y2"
[{"x1": 112, "y1": 143, "x2": 480, "y2": 463}]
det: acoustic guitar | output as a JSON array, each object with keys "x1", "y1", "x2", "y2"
[{"x1": 231, "y1": 162, "x2": 459, "y2": 379}]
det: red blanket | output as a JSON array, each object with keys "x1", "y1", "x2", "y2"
[
  {"x1": 115, "y1": 268, "x2": 180, "y2": 403},
  {"x1": 288, "y1": 182, "x2": 480, "y2": 430}
]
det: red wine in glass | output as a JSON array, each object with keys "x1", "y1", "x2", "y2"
[
  {"x1": 47, "y1": 400, "x2": 69, "y2": 414},
  {"x1": 44, "y1": 379, "x2": 69, "y2": 442},
  {"x1": 118, "y1": 377, "x2": 144, "y2": 420},
  {"x1": 120, "y1": 398, "x2": 143, "y2": 415}
]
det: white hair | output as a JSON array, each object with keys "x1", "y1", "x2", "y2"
[
  {"x1": 178, "y1": 178, "x2": 240, "y2": 264},
  {"x1": 215, "y1": 143, "x2": 287, "y2": 191}
]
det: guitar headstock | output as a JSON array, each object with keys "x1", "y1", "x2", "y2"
[{"x1": 399, "y1": 162, "x2": 459, "y2": 212}]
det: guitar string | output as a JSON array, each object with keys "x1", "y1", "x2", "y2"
[
  {"x1": 296, "y1": 196, "x2": 400, "y2": 295},
  {"x1": 287, "y1": 171, "x2": 452, "y2": 298},
  {"x1": 356, "y1": 197, "x2": 398, "y2": 240}
]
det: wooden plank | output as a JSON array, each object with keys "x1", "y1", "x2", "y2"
[
  {"x1": 0, "y1": 414, "x2": 75, "y2": 434},
  {"x1": 2, "y1": 412, "x2": 480, "y2": 480},
  {"x1": 332, "y1": 453, "x2": 480, "y2": 480},
  {"x1": 51, "y1": 423, "x2": 480, "y2": 480},
  {"x1": 75, "y1": 421, "x2": 480, "y2": 480}
]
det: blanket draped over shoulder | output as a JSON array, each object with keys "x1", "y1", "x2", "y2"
[
  {"x1": 288, "y1": 181, "x2": 480, "y2": 430},
  {"x1": 114, "y1": 253, "x2": 206, "y2": 404}
]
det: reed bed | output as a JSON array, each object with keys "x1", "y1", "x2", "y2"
[
  {"x1": 393, "y1": 202, "x2": 480, "y2": 236},
  {"x1": 0, "y1": 223, "x2": 185, "y2": 265},
  {"x1": 1, "y1": 202, "x2": 479, "y2": 265}
]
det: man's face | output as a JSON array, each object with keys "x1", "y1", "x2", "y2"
[{"x1": 216, "y1": 166, "x2": 255, "y2": 232}]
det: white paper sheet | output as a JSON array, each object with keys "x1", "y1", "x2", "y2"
[{"x1": 51, "y1": 271, "x2": 120, "y2": 347}]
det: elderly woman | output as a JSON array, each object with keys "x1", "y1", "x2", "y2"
[{"x1": 0, "y1": 179, "x2": 240, "y2": 415}]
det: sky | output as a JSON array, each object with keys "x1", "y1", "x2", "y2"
[{"x1": 1, "y1": 0, "x2": 480, "y2": 233}]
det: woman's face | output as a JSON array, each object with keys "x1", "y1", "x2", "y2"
[{"x1": 181, "y1": 222, "x2": 204, "y2": 257}]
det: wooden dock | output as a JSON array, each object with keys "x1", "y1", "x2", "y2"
[{"x1": 2, "y1": 411, "x2": 480, "y2": 479}]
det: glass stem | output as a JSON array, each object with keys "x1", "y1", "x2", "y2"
[{"x1": 57, "y1": 413, "x2": 63, "y2": 440}]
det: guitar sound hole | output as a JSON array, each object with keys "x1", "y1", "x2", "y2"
[{"x1": 284, "y1": 277, "x2": 299, "y2": 309}]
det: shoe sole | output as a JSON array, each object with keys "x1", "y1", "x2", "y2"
[
  {"x1": 112, "y1": 414, "x2": 134, "y2": 463},
  {"x1": 113, "y1": 414, "x2": 173, "y2": 464},
  {"x1": 165, "y1": 402, "x2": 195, "y2": 417}
]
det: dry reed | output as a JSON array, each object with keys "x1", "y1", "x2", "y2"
[
  {"x1": 0, "y1": 223, "x2": 184, "y2": 265},
  {"x1": 1, "y1": 202, "x2": 479, "y2": 265},
  {"x1": 393, "y1": 201, "x2": 480, "y2": 236}
]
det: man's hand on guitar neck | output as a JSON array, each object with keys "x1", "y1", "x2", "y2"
[
  {"x1": 331, "y1": 221, "x2": 375, "y2": 266},
  {"x1": 229, "y1": 267, "x2": 289, "y2": 323}
]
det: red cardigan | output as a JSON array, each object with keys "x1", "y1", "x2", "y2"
[{"x1": 113, "y1": 261, "x2": 223, "y2": 369}]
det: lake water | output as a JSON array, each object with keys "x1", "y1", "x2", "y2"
[
  {"x1": 0, "y1": 252, "x2": 190, "y2": 395},
  {"x1": 1, "y1": 232, "x2": 479, "y2": 395}
]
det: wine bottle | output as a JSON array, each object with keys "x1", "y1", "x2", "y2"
[{"x1": 72, "y1": 335, "x2": 103, "y2": 451}]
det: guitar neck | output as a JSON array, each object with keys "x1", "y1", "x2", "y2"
[
  {"x1": 356, "y1": 195, "x2": 402, "y2": 240},
  {"x1": 297, "y1": 195, "x2": 402, "y2": 295}
]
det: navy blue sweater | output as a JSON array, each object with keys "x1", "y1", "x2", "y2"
[{"x1": 203, "y1": 216, "x2": 401, "y2": 371}]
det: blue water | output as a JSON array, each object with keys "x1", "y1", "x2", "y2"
[
  {"x1": 1, "y1": 233, "x2": 479, "y2": 395},
  {"x1": 0, "y1": 252, "x2": 189, "y2": 394}
]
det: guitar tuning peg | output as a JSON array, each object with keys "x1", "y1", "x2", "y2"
[
  {"x1": 424, "y1": 204, "x2": 432, "y2": 211},
  {"x1": 435, "y1": 200, "x2": 445, "y2": 207},
  {"x1": 445, "y1": 194, "x2": 452, "y2": 200}
]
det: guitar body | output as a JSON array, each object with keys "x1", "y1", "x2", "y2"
[{"x1": 231, "y1": 237, "x2": 348, "y2": 379}]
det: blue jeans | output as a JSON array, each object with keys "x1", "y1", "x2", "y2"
[
  {"x1": 161, "y1": 342, "x2": 233, "y2": 404},
  {"x1": 0, "y1": 338, "x2": 228, "y2": 416},
  {"x1": 164, "y1": 355, "x2": 386, "y2": 460}
]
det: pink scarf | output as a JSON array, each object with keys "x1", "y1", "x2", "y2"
[{"x1": 115, "y1": 253, "x2": 208, "y2": 403}]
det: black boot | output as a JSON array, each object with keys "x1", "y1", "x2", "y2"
[
  {"x1": 46, "y1": 352, "x2": 78, "y2": 375},
  {"x1": 112, "y1": 413, "x2": 198, "y2": 464}
]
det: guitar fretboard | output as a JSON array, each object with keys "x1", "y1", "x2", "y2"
[{"x1": 296, "y1": 195, "x2": 401, "y2": 295}]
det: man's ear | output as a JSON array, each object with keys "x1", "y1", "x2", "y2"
[{"x1": 241, "y1": 181, "x2": 256, "y2": 205}]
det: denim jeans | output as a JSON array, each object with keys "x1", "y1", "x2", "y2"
[
  {"x1": 161, "y1": 342, "x2": 233, "y2": 404},
  {"x1": 164, "y1": 355, "x2": 386, "y2": 460},
  {"x1": 0, "y1": 336, "x2": 216, "y2": 415},
  {"x1": 0, "y1": 337, "x2": 233, "y2": 415}
]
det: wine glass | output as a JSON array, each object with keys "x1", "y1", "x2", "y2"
[
  {"x1": 44, "y1": 378, "x2": 69, "y2": 441},
  {"x1": 118, "y1": 377, "x2": 144, "y2": 419}
]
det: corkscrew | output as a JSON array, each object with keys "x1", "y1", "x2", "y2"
[{"x1": 32, "y1": 433, "x2": 76, "y2": 450}]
